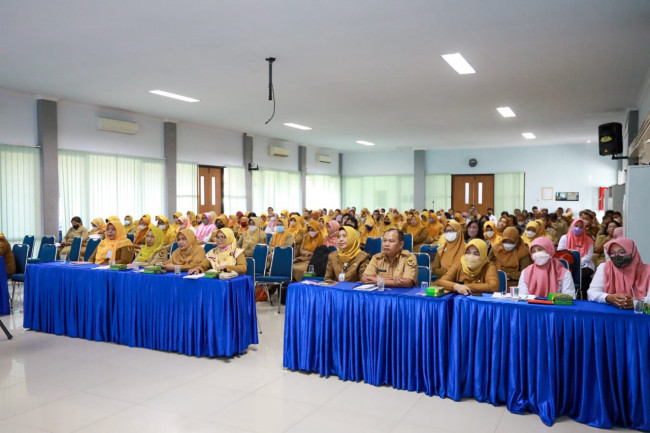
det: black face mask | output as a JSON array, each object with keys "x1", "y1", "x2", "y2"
[
  {"x1": 384, "y1": 221, "x2": 391, "y2": 225},
  {"x1": 216, "y1": 221, "x2": 224, "y2": 229},
  {"x1": 611, "y1": 255, "x2": 633, "y2": 269}
]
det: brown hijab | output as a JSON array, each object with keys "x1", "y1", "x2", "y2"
[
  {"x1": 492, "y1": 227, "x2": 529, "y2": 273},
  {"x1": 166, "y1": 228, "x2": 208, "y2": 268},
  {"x1": 440, "y1": 220, "x2": 466, "y2": 270}
]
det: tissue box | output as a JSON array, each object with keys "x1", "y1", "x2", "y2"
[
  {"x1": 549, "y1": 293, "x2": 573, "y2": 305},
  {"x1": 426, "y1": 286, "x2": 445, "y2": 297},
  {"x1": 303, "y1": 272, "x2": 316, "y2": 277},
  {"x1": 109, "y1": 264, "x2": 127, "y2": 271},
  {"x1": 144, "y1": 265, "x2": 163, "y2": 274},
  {"x1": 205, "y1": 270, "x2": 221, "y2": 279}
]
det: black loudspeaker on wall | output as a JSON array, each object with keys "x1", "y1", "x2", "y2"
[{"x1": 598, "y1": 122, "x2": 623, "y2": 156}]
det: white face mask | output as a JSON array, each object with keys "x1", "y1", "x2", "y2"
[
  {"x1": 614, "y1": 218, "x2": 621, "y2": 223},
  {"x1": 159, "y1": 224, "x2": 167, "y2": 230},
  {"x1": 532, "y1": 251, "x2": 551, "y2": 266},
  {"x1": 308, "y1": 231, "x2": 317, "y2": 238},
  {"x1": 138, "y1": 225, "x2": 147, "y2": 230},
  {"x1": 526, "y1": 230, "x2": 537, "y2": 238},
  {"x1": 123, "y1": 220, "x2": 131, "y2": 226},
  {"x1": 503, "y1": 243, "x2": 516, "y2": 252},
  {"x1": 518, "y1": 221, "x2": 525, "y2": 226},
  {"x1": 485, "y1": 230, "x2": 494, "y2": 238},
  {"x1": 444, "y1": 232, "x2": 457, "y2": 243},
  {"x1": 249, "y1": 225, "x2": 258, "y2": 232}
]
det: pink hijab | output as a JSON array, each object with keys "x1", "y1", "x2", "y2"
[
  {"x1": 565, "y1": 218, "x2": 594, "y2": 257},
  {"x1": 613, "y1": 227, "x2": 625, "y2": 239},
  {"x1": 524, "y1": 237, "x2": 569, "y2": 297},
  {"x1": 323, "y1": 220, "x2": 340, "y2": 247},
  {"x1": 603, "y1": 238, "x2": 650, "y2": 298},
  {"x1": 176, "y1": 216, "x2": 196, "y2": 234},
  {"x1": 195, "y1": 212, "x2": 216, "y2": 241}
]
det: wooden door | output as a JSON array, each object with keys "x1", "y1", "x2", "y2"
[
  {"x1": 451, "y1": 174, "x2": 494, "y2": 216},
  {"x1": 197, "y1": 165, "x2": 223, "y2": 216}
]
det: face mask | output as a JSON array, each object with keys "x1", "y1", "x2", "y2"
[
  {"x1": 123, "y1": 220, "x2": 131, "y2": 226},
  {"x1": 270, "y1": 216, "x2": 277, "y2": 222},
  {"x1": 572, "y1": 227, "x2": 583, "y2": 236},
  {"x1": 249, "y1": 225, "x2": 258, "y2": 232},
  {"x1": 485, "y1": 230, "x2": 494, "y2": 238},
  {"x1": 276, "y1": 226, "x2": 285, "y2": 233},
  {"x1": 138, "y1": 225, "x2": 147, "y2": 230},
  {"x1": 526, "y1": 230, "x2": 537, "y2": 238},
  {"x1": 503, "y1": 243, "x2": 516, "y2": 252},
  {"x1": 159, "y1": 224, "x2": 167, "y2": 230},
  {"x1": 308, "y1": 231, "x2": 317, "y2": 238},
  {"x1": 611, "y1": 254, "x2": 633, "y2": 269},
  {"x1": 429, "y1": 218, "x2": 434, "y2": 223},
  {"x1": 614, "y1": 218, "x2": 621, "y2": 223},
  {"x1": 240, "y1": 221, "x2": 248, "y2": 228},
  {"x1": 365, "y1": 225, "x2": 373, "y2": 232},
  {"x1": 531, "y1": 251, "x2": 551, "y2": 266},
  {"x1": 360, "y1": 217, "x2": 366, "y2": 222},
  {"x1": 464, "y1": 254, "x2": 482, "y2": 270},
  {"x1": 384, "y1": 221, "x2": 391, "y2": 225},
  {"x1": 216, "y1": 221, "x2": 224, "y2": 229},
  {"x1": 518, "y1": 221, "x2": 525, "y2": 226},
  {"x1": 202, "y1": 219, "x2": 209, "y2": 225},
  {"x1": 290, "y1": 221, "x2": 297, "y2": 227},
  {"x1": 444, "y1": 232, "x2": 457, "y2": 243}
]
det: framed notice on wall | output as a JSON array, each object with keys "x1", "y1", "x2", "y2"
[
  {"x1": 542, "y1": 187, "x2": 553, "y2": 200},
  {"x1": 555, "y1": 192, "x2": 579, "y2": 201}
]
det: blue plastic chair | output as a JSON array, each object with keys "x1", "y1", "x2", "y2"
[
  {"x1": 22, "y1": 235, "x2": 35, "y2": 258},
  {"x1": 10, "y1": 244, "x2": 29, "y2": 308},
  {"x1": 204, "y1": 243, "x2": 217, "y2": 254},
  {"x1": 28, "y1": 235, "x2": 55, "y2": 263},
  {"x1": 364, "y1": 237, "x2": 382, "y2": 256},
  {"x1": 126, "y1": 233, "x2": 135, "y2": 243},
  {"x1": 27, "y1": 243, "x2": 57, "y2": 264},
  {"x1": 169, "y1": 242, "x2": 179, "y2": 258},
  {"x1": 403, "y1": 233, "x2": 413, "y2": 252},
  {"x1": 498, "y1": 269, "x2": 508, "y2": 293},
  {"x1": 83, "y1": 238, "x2": 101, "y2": 262},
  {"x1": 252, "y1": 244, "x2": 268, "y2": 277},
  {"x1": 414, "y1": 252, "x2": 430, "y2": 268},
  {"x1": 256, "y1": 246, "x2": 293, "y2": 312},
  {"x1": 68, "y1": 236, "x2": 82, "y2": 261},
  {"x1": 420, "y1": 244, "x2": 439, "y2": 266},
  {"x1": 244, "y1": 257, "x2": 263, "y2": 334},
  {"x1": 266, "y1": 233, "x2": 273, "y2": 245},
  {"x1": 417, "y1": 266, "x2": 431, "y2": 287}
]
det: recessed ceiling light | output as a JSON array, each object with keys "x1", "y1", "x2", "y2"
[
  {"x1": 587, "y1": 140, "x2": 592, "y2": 143},
  {"x1": 149, "y1": 90, "x2": 199, "y2": 103},
  {"x1": 497, "y1": 107, "x2": 516, "y2": 118},
  {"x1": 356, "y1": 140, "x2": 375, "y2": 146},
  {"x1": 283, "y1": 122, "x2": 312, "y2": 130},
  {"x1": 522, "y1": 132, "x2": 536, "y2": 139},
  {"x1": 441, "y1": 53, "x2": 476, "y2": 75}
]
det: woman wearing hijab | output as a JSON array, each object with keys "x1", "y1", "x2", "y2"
[
  {"x1": 169, "y1": 212, "x2": 182, "y2": 233},
  {"x1": 438, "y1": 239, "x2": 498, "y2": 295},
  {"x1": 135, "y1": 226, "x2": 167, "y2": 265},
  {"x1": 237, "y1": 217, "x2": 266, "y2": 257},
  {"x1": 204, "y1": 227, "x2": 247, "y2": 274},
  {"x1": 89, "y1": 217, "x2": 107, "y2": 239},
  {"x1": 195, "y1": 212, "x2": 216, "y2": 244},
  {"x1": 379, "y1": 213, "x2": 396, "y2": 236},
  {"x1": 425, "y1": 212, "x2": 443, "y2": 244},
  {"x1": 123, "y1": 215, "x2": 137, "y2": 235},
  {"x1": 432, "y1": 220, "x2": 466, "y2": 278},
  {"x1": 360, "y1": 218, "x2": 381, "y2": 247},
  {"x1": 323, "y1": 219, "x2": 340, "y2": 248},
  {"x1": 558, "y1": 218, "x2": 595, "y2": 297},
  {"x1": 260, "y1": 213, "x2": 268, "y2": 230},
  {"x1": 483, "y1": 221, "x2": 502, "y2": 245},
  {"x1": 588, "y1": 237, "x2": 650, "y2": 307},
  {"x1": 496, "y1": 216, "x2": 510, "y2": 239},
  {"x1": 0, "y1": 233, "x2": 16, "y2": 275},
  {"x1": 325, "y1": 226, "x2": 371, "y2": 282},
  {"x1": 402, "y1": 213, "x2": 428, "y2": 252},
  {"x1": 156, "y1": 215, "x2": 177, "y2": 248},
  {"x1": 518, "y1": 237, "x2": 574, "y2": 298},
  {"x1": 175, "y1": 215, "x2": 196, "y2": 234},
  {"x1": 187, "y1": 211, "x2": 199, "y2": 227},
  {"x1": 264, "y1": 213, "x2": 278, "y2": 235},
  {"x1": 269, "y1": 219, "x2": 294, "y2": 253},
  {"x1": 163, "y1": 229, "x2": 210, "y2": 274},
  {"x1": 593, "y1": 220, "x2": 621, "y2": 267},
  {"x1": 490, "y1": 227, "x2": 531, "y2": 286},
  {"x1": 287, "y1": 215, "x2": 305, "y2": 248},
  {"x1": 237, "y1": 215, "x2": 249, "y2": 238},
  {"x1": 133, "y1": 215, "x2": 152, "y2": 250},
  {"x1": 88, "y1": 218, "x2": 134, "y2": 265},
  {"x1": 318, "y1": 216, "x2": 329, "y2": 238},
  {"x1": 453, "y1": 212, "x2": 467, "y2": 233},
  {"x1": 521, "y1": 220, "x2": 545, "y2": 247},
  {"x1": 292, "y1": 220, "x2": 325, "y2": 280}
]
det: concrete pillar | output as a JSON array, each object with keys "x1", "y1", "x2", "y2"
[
  {"x1": 339, "y1": 153, "x2": 344, "y2": 208},
  {"x1": 414, "y1": 150, "x2": 426, "y2": 210},
  {"x1": 37, "y1": 99, "x2": 58, "y2": 238},
  {"x1": 299, "y1": 145, "x2": 307, "y2": 210},
  {"x1": 243, "y1": 134, "x2": 253, "y2": 211},
  {"x1": 164, "y1": 122, "x2": 177, "y2": 216}
]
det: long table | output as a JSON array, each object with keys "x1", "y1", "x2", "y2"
[
  {"x1": 283, "y1": 283, "x2": 650, "y2": 431},
  {"x1": 0, "y1": 256, "x2": 9, "y2": 315},
  {"x1": 24, "y1": 262, "x2": 258, "y2": 357}
]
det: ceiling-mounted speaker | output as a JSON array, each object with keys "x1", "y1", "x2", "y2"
[
  {"x1": 598, "y1": 122, "x2": 623, "y2": 155},
  {"x1": 97, "y1": 117, "x2": 139, "y2": 134}
]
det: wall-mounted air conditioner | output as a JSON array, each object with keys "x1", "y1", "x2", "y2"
[
  {"x1": 317, "y1": 154, "x2": 332, "y2": 164},
  {"x1": 268, "y1": 146, "x2": 290, "y2": 157},
  {"x1": 97, "y1": 117, "x2": 140, "y2": 134}
]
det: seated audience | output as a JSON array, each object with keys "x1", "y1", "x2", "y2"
[
  {"x1": 58, "y1": 216, "x2": 89, "y2": 257},
  {"x1": 402, "y1": 212, "x2": 428, "y2": 252},
  {"x1": 432, "y1": 220, "x2": 466, "y2": 278},
  {"x1": 163, "y1": 229, "x2": 210, "y2": 274},
  {"x1": 323, "y1": 219, "x2": 340, "y2": 247},
  {"x1": 464, "y1": 220, "x2": 483, "y2": 243},
  {"x1": 483, "y1": 221, "x2": 501, "y2": 245},
  {"x1": 135, "y1": 226, "x2": 167, "y2": 265},
  {"x1": 438, "y1": 239, "x2": 498, "y2": 295},
  {"x1": 237, "y1": 217, "x2": 267, "y2": 257},
  {"x1": 325, "y1": 226, "x2": 370, "y2": 282},
  {"x1": 156, "y1": 215, "x2": 177, "y2": 248},
  {"x1": 195, "y1": 213, "x2": 216, "y2": 244},
  {"x1": 490, "y1": 226, "x2": 531, "y2": 286},
  {"x1": 517, "y1": 237, "x2": 575, "y2": 298},
  {"x1": 133, "y1": 215, "x2": 152, "y2": 250},
  {"x1": 558, "y1": 218, "x2": 595, "y2": 297},
  {"x1": 204, "y1": 227, "x2": 247, "y2": 274},
  {"x1": 361, "y1": 228, "x2": 417, "y2": 287},
  {"x1": 593, "y1": 220, "x2": 621, "y2": 267},
  {"x1": 123, "y1": 215, "x2": 137, "y2": 235},
  {"x1": 87, "y1": 219, "x2": 134, "y2": 265},
  {"x1": 293, "y1": 220, "x2": 325, "y2": 280}
]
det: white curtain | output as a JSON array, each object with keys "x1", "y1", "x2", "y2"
[
  {"x1": 223, "y1": 166, "x2": 247, "y2": 214},
  {"x1": 306, "y1": 174, "x2": 341, "y2": 211},
  {"x1": 494, "y1": 172, "x2": 525, "y2": 214},
  {"x1": 176, "y1": 162, "x2": 197, "y2": 214},
  {"x1": 426, "y1": 174, "x2": 452, "y2": 211},
  {"x1": 252, "y1": 169, "x2": 301, "y2": 214},
  {"x1": 0, "y1": 144, "x2": 42, "y2": 243},
  {"x1": 59, "y1": 150, "x2": 165, "y2": 229},
  {"x1": 342, "y1": 175, "x2": 414, "y2": 210}
]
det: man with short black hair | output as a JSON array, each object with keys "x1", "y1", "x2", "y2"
[
  {"x1": 486, "y1": 207, "x2": 497, "y2": 223},
  {"x1": 361, "y1": 228, "x2": 417, "y2": 287}
]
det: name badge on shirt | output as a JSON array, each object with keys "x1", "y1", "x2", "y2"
[{"x1": 106, "y1": 250, "x2": 113, "y2": 258}]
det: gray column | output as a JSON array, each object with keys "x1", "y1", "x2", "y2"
[
  {"x1": 299, "y1": 146, "x2": 307, "y2": 210},
  {"x1": 414, "y1": 150, "x2": 426, "y2": 210},
  {"x1": 164, "y1": 122, "x2": 177, "y2": 216},
  {"x1": 243, "y1": 134, "x2": 253, "y2": 211},
  {"x1": 37, "y1": 99, "x2": 59, "y2": 238},
  {"x1": 339, "y1": 153, "x2": 344, "y2": 208}
]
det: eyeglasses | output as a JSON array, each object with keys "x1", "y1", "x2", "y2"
[
  {"x1": 608, "y1": 250, "x2": 627, "y2": 257},
  {"x1": 215, "y1": 235, "x2": 227, "y2": 240}
]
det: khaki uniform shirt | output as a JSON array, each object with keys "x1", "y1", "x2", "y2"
[
  {"x1": 325, "y1": 251, "x2": 371, "y2": 282},
  {"x1": 363, "y1": 250, "x2": 418, "y2": 283},
  {"x1": 63, "y1": 225, "x2": 90, "y2": 245}
]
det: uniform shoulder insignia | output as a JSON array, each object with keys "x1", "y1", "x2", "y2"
[{"x1": 406, "y1": 257, "x2": 416, "y2": 267}]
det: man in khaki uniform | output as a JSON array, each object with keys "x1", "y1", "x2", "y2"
[
  {"x1": 58, "y1": 216, "x2": 89, "y2": 257},
  {"x1": 361, "y1": 228, "x2": 417, "y2": 287}
]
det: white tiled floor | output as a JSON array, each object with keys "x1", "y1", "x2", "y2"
[{"x1": 0, "y1": 299, "x2": 630, "y2": 433}]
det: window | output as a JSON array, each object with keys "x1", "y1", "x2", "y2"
[
  {"x1": 0, "y1": 144, "x2": 41, "y2": 242},
  {"x1": 342, "y1": 175, "x2": 414, "y2": 210},
  {"x1": 494, "y1": 172, "x2": 525, "y2": 214},
  {"x1": 252, "y1": 169, "x2": 301, "y2": 214},
  {"x1": 306, "y1": 174, "x2": 341, "y2": 211},
  {"x1": 58, "y1": 150, "x2": 165, "y2": 230},
  {"x1": 223, "y1": 166, "x2": 246, "y2": 214},
  {"x1": 425, "y1": 174, "x2": 452, "y2": 211},
  {"x1": 176, "y1": 162, "x2": 197, "y2": 214}
]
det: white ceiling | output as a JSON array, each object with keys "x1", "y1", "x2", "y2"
[{"x1": 1, "y1": 0, "x2": 649, "y2": 153}]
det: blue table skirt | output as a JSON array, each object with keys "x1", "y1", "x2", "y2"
[
  {"x1": 283, "y1": 282, "x2": 454, "y2": 397},
  {"x1": 23, "y1": 263, "x2": 258, "y2": 357},
  {"x1": 0, "y1": 256, "x2": 9, "y2": 316},
  {"x1": 448, "y1": 295, "x2": 650, "y2": 430}
]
